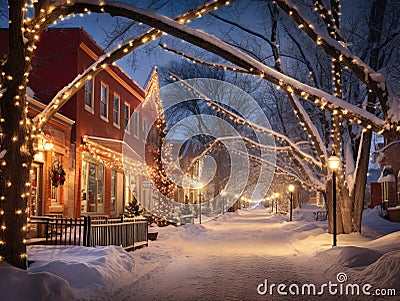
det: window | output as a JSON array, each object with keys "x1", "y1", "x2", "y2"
[
  {"x1": 124, "y1": 175, "x2": 136, "y2": 208},
  {"x1": 133, "y1": 111, "x2": 139, "y2": 138},
  {"x1": 100, "y1": 83, "x2": 108, "y2": 120},
  {"x1": 85, "y1": 78, "x2": 94, "y2": 111},
  {"x1": 81, "y1": 160, "x2": 104, "y2": 214},
  {"x1": 143, "y1": 119, "x2": 148, "y2": 142},
  {"x1": 124, "y1": 103, "x2": 130, "y2": 133},
  {"x1": 113, "y1": 94, "x2": 120, "y2": 127}
]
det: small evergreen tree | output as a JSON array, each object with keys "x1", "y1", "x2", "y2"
[{"x1": 124, "y1": 195, "x2": 143, "y2": 217}]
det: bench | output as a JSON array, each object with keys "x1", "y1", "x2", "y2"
[{"x1": 313, "y1": 210, "x2": 327, "y2": 221}]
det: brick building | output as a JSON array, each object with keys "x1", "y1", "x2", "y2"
[{"x1": 0, "y1": 28, "x2": 159, "y2": 218}]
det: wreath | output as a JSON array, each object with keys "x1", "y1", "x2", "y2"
[{"x1": 51, "y1": 163, "x2": 66, "y2": 187}]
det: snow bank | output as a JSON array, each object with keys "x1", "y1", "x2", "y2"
[
  {"x1": 362, "y1": 206, "x2": 400, "y2": 238},
  {"x1": 0, "y1": 261, "x2": 76, "y2": 301},
  {"x1": 336, "y1": 246, "x2": 383, "y2": 268},
  {"x1": 27, "y1": 246, "x2": 136, "y2": 300},
  {"x1": 353, "y1": 250, "x2": 400, "y2": 290}
]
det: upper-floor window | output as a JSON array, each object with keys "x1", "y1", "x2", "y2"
[
  {"x1": 113, "y1": 94, "x2": 120, "y2": 127},
  {"x1": 133, "y1": 111, "x2": 139, "y2": 138},
  {"x1": 100, "y1": 83, "x2": 108, "y2": 120},
  {"x1": 85, "y1": 78, "x2": 94, "y2": 112},
  {"x1": 124, "y1": 103, "x2": 130, "y2": 133}
]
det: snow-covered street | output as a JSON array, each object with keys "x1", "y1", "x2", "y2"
[
  {"x1": 1, "y1": 205, "x2": 400, "y2": 300},
  {"x1": 112, "y1": 208, "x2": 333, "y2": 300},
  {"x1": 110, "y1": 206, "x2": 399, "y2": 300}
]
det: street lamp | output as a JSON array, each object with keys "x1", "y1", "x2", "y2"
[
  {"x1": 328, "y1": 154, "x2": 341, "y2": 247},
  {"x1": 288, "y1": 184, "x2": 295, "y2": 221}
]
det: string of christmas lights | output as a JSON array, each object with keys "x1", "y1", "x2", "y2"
[
  {"x1": 169, "y1": 73, "x2": 323, "y2": 169},
  {"x1": 32, "y1": 0, "x2": 232, "y2": 130}
]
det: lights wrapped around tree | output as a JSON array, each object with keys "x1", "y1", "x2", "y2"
[{"x1": 146, "y1": 96, "x2": 176, "y2": 199}]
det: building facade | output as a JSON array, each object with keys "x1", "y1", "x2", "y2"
[{"x1": 1, "y1": 28, "x2": 159, "y2": 218}]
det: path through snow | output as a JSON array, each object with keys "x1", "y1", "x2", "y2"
[{"x1": 109, "y1": 207, "x2": 367, "y2": 300}]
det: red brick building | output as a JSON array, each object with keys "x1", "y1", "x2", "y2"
[{"x1": 0, "y1": 28, "x2": 159, "y2": 218}]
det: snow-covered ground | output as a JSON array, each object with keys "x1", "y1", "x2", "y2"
[{"x1": 1, "y1": 205, "x2": 399, "y2": 300}]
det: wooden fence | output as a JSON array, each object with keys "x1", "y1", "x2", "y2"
[
  {"x1": 27, "y1": 215, "x2": 148, "y2": 250},
  {"x1": 88, "y1": 216, "x2": 148, "y2": 250}
]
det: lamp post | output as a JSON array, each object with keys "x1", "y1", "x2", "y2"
[
  {"x1": 328, "y1": 154, "x2": 341, "y2": 247},
  {"x1": 288, "y1": 184, "x2": 295, "y2": 222}
]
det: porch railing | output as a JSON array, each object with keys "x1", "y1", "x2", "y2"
[
  {"x1": 87, "y1": 216, "x2": 148, "y2": 250},
  {"x1": 27, "y1": 215, "x2": 148, "y2": 250}
]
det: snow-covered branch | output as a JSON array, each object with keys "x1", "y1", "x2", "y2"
[
  {"x1": 163, "y1": 37, "x2": 329, "y2": 172},
  {"x1": 291, "y1": 94, "x2": 328, "y2": 168},
  {"x1": 161, "y1": 44, "x2": 250, "y2": 73},
  {"x1": 234, "y1": 149, "x2": 325, "y2": 192},
  {"x1": 170, "y1": 73, "x2": 323, "y2": 169},
  {"x1": 55, "y1": 0, "x2": 386, "y2": 133},
  {"x1": 33, "y1": 0, "x2": 231, "y2": 128},
  {"x1": 274, "y1": 0, "x2": 400, "y2": 125}
]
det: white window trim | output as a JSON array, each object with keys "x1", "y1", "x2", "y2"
[
  {"x1": 133, "y1": 111, "x2": 139, "y2": 138},
  {"x1": 84, "y1": 77, "x2": 94, "y2": 114},
  {"x1": 100, "y1": 82, "x2": 109, "y2": 122},
  {"x1": 113, "y1": 93, "x2": 120, "y2": 128},
  {"x1": 124, "y1": 102, "x2": 131, "y2": 134}
]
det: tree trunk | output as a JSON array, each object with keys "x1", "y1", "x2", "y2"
[
  {"x1": 353, "y1": 0, "x2": 388, "y2": 232},
  {"x1": 0, "y1": 0, "x2": 31, "y2": 269},
  {"x1": 352, "y1": 131, "x2": 372, "y2": 232}
]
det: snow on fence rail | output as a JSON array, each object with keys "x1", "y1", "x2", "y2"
[{"x1": 27, "y1": 216, "x2": 148, "y2": 250}]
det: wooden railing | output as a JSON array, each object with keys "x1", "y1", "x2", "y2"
[
  {"x1": 27, "y1": 215, "x2": 148, "y2": 250},
  {"x1": 87, "y1": 216, "x2": 148, "y2": 250}
]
